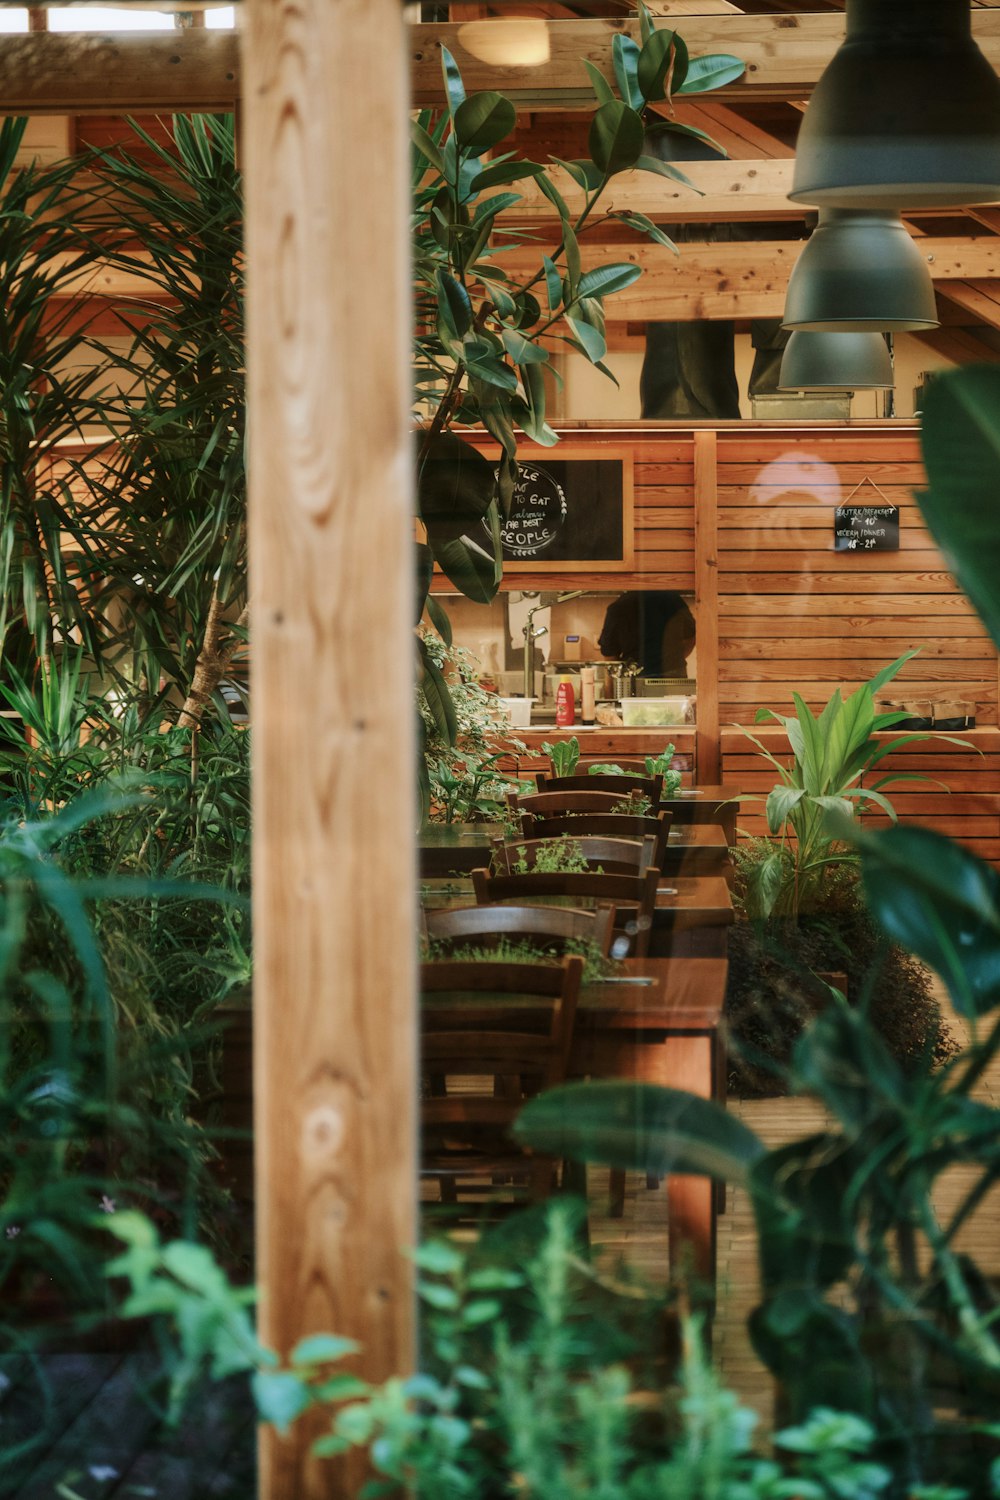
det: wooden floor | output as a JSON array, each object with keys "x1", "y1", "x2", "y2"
[{"x1": 8, "y1": 1012, "x2": 999, "y2": 1496}]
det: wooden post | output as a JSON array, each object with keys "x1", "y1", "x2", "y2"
[
  {"x1": 694, "y1": 430, "x2": 721, "y2": 785},
  {"x1": 244, "y1": 3, "x2": 416, "y2": 1496}
]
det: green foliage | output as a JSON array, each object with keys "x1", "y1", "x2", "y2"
[
  {"x1": 421, "y1": 932, "x2": 616, "y2": 984},
  {"x1": 741, "y1": 653, "x2": 962, "y2": 920},
  {"x1": 543, "y1": 736, "x2": 581, "y2": 778},
  {"x1": 413, "y1": 27, "x2": 743, "y2": 613},
  {"x1": 107, "y1": 1201, "x2": 906, "y2": 1500},
  {"x1": 508, "y1": 836, "x2": 592, "y2": 875},
  {"x1": 419, "y1": 632, "x2": 522, "y2": 822}
]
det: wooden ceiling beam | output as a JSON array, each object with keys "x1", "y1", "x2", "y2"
[
  {"x1": 508, "y1": 160, "x2": 1000, "y2": 224},
  {"x1": 496, "y1": 236, "x2": 1000, "y2": 321},
  {"x1": 412, "y1": 13, "x2": 1000, "y2": 107},
  {"x1": 937, "y1": 280, "x2": 1000, "y2": 331},
  {"x1": 0, "y1": 31, "x2": 238, "y2": 114},
  {"x1": 914, "y1": 326, "x2": 1000, "y2": 365}
]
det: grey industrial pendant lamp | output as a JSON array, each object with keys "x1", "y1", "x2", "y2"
[
  {"x1": 783, "y1": 210, "x2": 938, "y2": 332},
  {"x1": 791, "y1": 0, "x2": 1000, "y2": 208},
  {"x1": 779, "y1": 331, "x2": 894, "y2": 391}
]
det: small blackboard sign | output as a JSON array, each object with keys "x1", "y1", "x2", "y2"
[
  {"x1": 834, "y1": 503, "x2": 900, "y2": 552},
  {"x1": 485, "y1": 451, "x2": 633, "y2": 570}
]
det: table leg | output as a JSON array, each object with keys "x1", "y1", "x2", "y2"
[{"x1": 575, "y1": 1030, "x2": 717, "y2": 1292}]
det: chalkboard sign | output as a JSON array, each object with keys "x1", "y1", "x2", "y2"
[
  {"x1": 834, "y1": 503, "x2": 900, "y2": 552},
  {"x1": 487, "y1": 450, "x2": 633, "y2": 570}
]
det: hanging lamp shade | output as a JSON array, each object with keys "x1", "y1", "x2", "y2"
[
  {"x1": 782, "y1": 210, "x2": 938, "y2": 332},
  {"x1": 779, "y1": 331, "x2": 893, "y2": 391},
  {"x1": 791, "y1": 0, "x2": 1000, "y2": 208}
]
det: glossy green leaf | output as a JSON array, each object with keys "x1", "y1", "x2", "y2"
[
  {"x1": 766, "y1": 784, "x2": 805, "y2": 834},
  {"x1": 583, "y1": 59, "x2": 617, "y2": 106},
  {"x1": 535, "y1": 170, "x2": 570, "y2": 222},
  {"x1": 514, "y1": 1080, "x2": 766, "y2": 1182},
  {"x1": 440, "y1": 46, "x2": 466, "y2": 121},
  {"x1": 637, "y1": 28, "x2": 689, "y2": 103},
  {"x1": 411, "y1": 119, "x2": 446, "y2": 175},
  {"x1": 415, "y1": 542, "x2": 433, "y2": 625},
  {"x1": 551, "y1": 155, "x2": 605, "y2": 192},
  {"x1": 855, "y1": 823, "x2": 1000, "y2": 1017},
  {"x1": 633, "y1": 153, "x2": 697, "y2": 188},
  {"x1": 290, "y1": 1333, "x2": 359, "y2": 1367},
  {"x1": 417, "y1": 432, "x2": 496, "y2": 535},
  {"x1": 644, "y1": 117, "x2": 725, "y2": 158},
  {"x1": 577, "y1": 262, "x2": 642, "y2": 300},
  {"x1": 433, "y1": 529, "x2": 501, "y2": 603},
  {"x1": 676, "y1": 52, "x2": 746, "y2": 94},
  {"x1": 435, "y1": 269, "x2": 473, "y2": 337},
  {"x1": 588, "y1": 101, "x2": 645, "y2": 177},
  {"x1": 502, "y1": 329, "x2": 548, "y2": 364},
  {"x1": 470, "y1": 159, "x2": 544, "y2": 191},
  {"x1": 419, "y1": 636, "x2": 460, "y2": 744},
  {"x1": 425, "y1": 594, "x2": 452, "y2": 648},
  {"x1": 564, "y1": 315, "x2": 606, "y2": 365},
  {"x1": 454, "y1": 91, "x2": 517, "y2": 156},
  {"x1": 562, "y1": 220, "x2": 582, "y2": 300},
  {"x1": 919, "y1": 366, "x2": 1000, "y2": 653},
  {"x1": 611, "y1": 33, "x2": 644, "y2": 112},
  {"x1": 613, "y1": 209, "x2": 679, "y2": 252},
  {"x1": 542, "y1": 253, "x2": 563, "y2": 312}
]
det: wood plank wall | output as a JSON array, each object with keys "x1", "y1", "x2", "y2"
[{"x1": 455, "y1": 421, "x2": 999, "y2": 862}]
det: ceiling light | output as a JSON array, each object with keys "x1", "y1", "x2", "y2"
[
  {"x1": 782, "y1": 210, "x2": 938, "y2": 332},
  {"x1": 779, "y1": 330, "x2": 894, "y2": 391},
  {"x1": 791, "y1": 0, "x2": 1000, "y2": 209}
]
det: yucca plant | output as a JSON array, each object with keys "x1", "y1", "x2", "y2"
[
  {"x1": 62, "y1": 114, "x2": 245, "y2": 727},
  {"x1": 0, "y1": 118, "x2": 111, "y2": 682}
]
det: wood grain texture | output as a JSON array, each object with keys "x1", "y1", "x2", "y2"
[
  {"x1": 244, "y1": 2, "x2": 416, "y2": 1496},
  {"x1": 0, "y1": 31, "x2": 238, "y2": 113},
  {"x1": 411, "y1": 13, "x2": 1000, "y2": 108},
  {"x1": 694, "y1": 431, "x2": 720, "y2": 784}
]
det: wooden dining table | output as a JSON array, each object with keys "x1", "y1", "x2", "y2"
[
  {"x1": 423, "y1": 955, "x2": 728, "y2": 1290},
  {"x1": 419, "y1": 871, "x2": 734, "y2": 959}
]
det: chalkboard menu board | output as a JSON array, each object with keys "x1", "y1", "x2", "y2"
[
  {"x1": 490, "y1": 451, "x2": 633, "y2": 570},
  {"x1": 834, "y1": 503, "x2": 900, "y2": 552}
]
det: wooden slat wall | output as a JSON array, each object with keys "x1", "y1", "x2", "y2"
[
  {"x1": 458, "y1": 422, "x2": 999, "y2": 864},
  {"x1": 715, "y1": 432, "x2": 996, "y2": 726}
]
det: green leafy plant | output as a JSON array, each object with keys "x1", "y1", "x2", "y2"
[
  {"x1": 542, "y1": 737, "x2": 582, "y2": 778},
  {"x1": 508, "y1": 836, "x2": 593, "y2": 876},
  {"x1": 420, "y1": 632, "x2": 522, "y2": 822},
  {"x1": 740, "y1": 653, "x2": 966, "y2": 920},
  {"x1": 103, "y1": 1202, "x2": 911, "y2": 1500}
]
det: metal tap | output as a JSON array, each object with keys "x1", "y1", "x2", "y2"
[{"x1": 521, "y1": 590, "x2": 590, "y2": 700}]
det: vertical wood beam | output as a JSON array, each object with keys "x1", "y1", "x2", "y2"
[
  {"x1": 694, "y1": 431, "x2": 720, "y2": 785},
  {"x1": 244, "y1": 2, "x2": 416, "y2": 1496}
]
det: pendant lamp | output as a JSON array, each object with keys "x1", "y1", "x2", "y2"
[
  {"x1": 783, "y1": 210, "x2": 937, "y2": 332},
  {"x1": 791, "y1": 0, "x2": 1000, "y2": 208},
  {"x1": 779, "y1": 331, "x2": 893, "y2": 391}
]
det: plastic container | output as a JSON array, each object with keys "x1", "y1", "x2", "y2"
[
  {"x1": 498, "y1": 696, "x2": 533, "y2": 729},
  {"x1": 620, "y1": 696, "x2": 691, "y2": 727}
]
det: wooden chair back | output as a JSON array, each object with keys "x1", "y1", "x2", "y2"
[
  {"x1": 420, "y1": 955, "x2": 585, "y2": 1205},
  {"x1": 507, "y1": 788, "x2": 636, "y2": 819},
  {"x1": 490, "y1": 833, "x2": 650, "y2": 877},
  {"x1": 518, "y1": 810, "x2": 673, "y2": 873},
  {"x1": 534, "y1": 771, "x2": 665, "y2": 808},
  {"x1": 422, "y1": 901, "x2": 615, "y2": 957},
  {"x1": 470, "y1": 864, "x2": 660, "y2": 957}
]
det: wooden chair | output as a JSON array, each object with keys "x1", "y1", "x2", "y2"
[
  {"x1": 535, "y1": 771, "x2": 665, "y2": 808},
  {"x1": 490, "y1": 833, "x2": 650, "y2": 877},
  {"x1": 422, "y1": 901, "x2": 615, "y2": 957},
  {"x1": 507, "y1": 788, "x2": 641, "y2": 819},
  {"x1": 420, "y1": 955, "x2": 584, "y2": 1208},
  {"x1": 518, "y1": 810, "x2": 674, "y2": 873},
  {"x1": 470, "y1": 864, "x2": 661, "y2": 957}
]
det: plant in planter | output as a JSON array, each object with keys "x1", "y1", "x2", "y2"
[
  {"x1": 419, "y1": 631, "x2": 523, "y2": 823},
  {"x1": 723, "y1": 657, "x2": 964, "y2": 1091}
]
